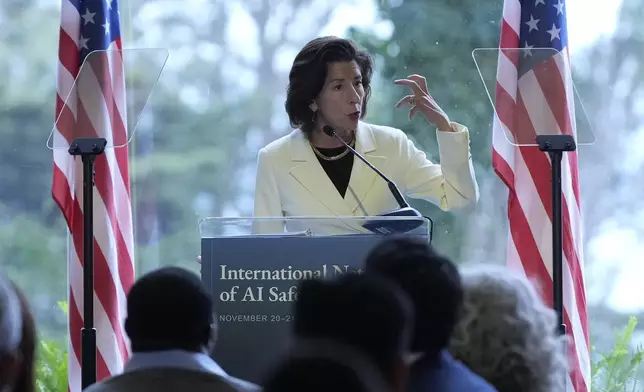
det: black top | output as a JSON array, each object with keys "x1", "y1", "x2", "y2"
[{"x1": 314, "y1": 146, "x2": 354, "y2": 198}]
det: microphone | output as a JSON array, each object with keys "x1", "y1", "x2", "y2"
[{"x1": 323, "y1": 125, "x2": 425, "y2": 235}]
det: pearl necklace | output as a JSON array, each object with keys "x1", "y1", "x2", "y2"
[{"x1": 310, "y1": 139, "x2": 355, "y2": 161}]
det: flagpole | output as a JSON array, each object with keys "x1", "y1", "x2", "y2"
[
  {"x1": 68, "y1": 137, "x2": 107, "y2": 389},
  {"x1": 536, "y1": 134, "x2": 575, "y2": 337}
]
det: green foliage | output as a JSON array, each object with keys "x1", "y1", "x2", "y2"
[
  {"x1": 35, "y1": 302, "x2": 68, "y2": 392},
  {"x1": 35, "y1": 338, "x2": 68, "y2": 392},
  {"x1": 592, "y1": 317, "x2": 644, "y2": 392}
]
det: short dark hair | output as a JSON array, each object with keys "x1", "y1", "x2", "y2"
[
  {"x1": 125, "y1": 266, "x2": 214, "y2": 352},
  {"x1": 285, "y1": 36, "x2": 374, "y2": 136},
  {"x1": 364, "y1": 236, "x2": 463, "y2": 357},
  {"x1": 292, "y1": 273, "x2": 412, "y2": 385}
]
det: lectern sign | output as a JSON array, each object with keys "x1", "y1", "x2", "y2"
[
  {"x1": 201, "y1": 236, "x2": 371, "y2": 383},
  {"x1": 216, "y1": 264, "x2": 360, "y2": 304},
  {"x1": 199, "y1": 216, "x2": 430, "y2": 383}
]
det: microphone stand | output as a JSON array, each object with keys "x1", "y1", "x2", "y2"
[
  {"x1": 322, "y1": 126, "x2": 429, "y2": 236},
  {"x1": 324, "y1": 126, "x2": 409, "y2": 209},
  {"x1": 68, "y1": 137, "x2": 107, "y2": 389},
  {"x1": 536, "y1": 134, "x2": 575, "y2": 337}
]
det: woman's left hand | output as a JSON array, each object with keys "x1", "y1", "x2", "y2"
[{"x1": 394, "y1": 74, "x2": 453, "y2": 132}]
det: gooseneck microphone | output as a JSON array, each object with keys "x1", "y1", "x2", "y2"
[
  {"x1": 323, "y1": 125, "x2": 410, "y2": 209},
  {"x1": 322, "y1": 125, "x2": 425, "y2": 235}
]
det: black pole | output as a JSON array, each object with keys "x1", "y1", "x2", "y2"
[
  {"x1": 549, "y1": 149, "x2": 566, "y2": 336},
  {"x1": 68, "y1": 137, "x2": 107, "y2": 390},
  {"x1": 81, "y1": 153, "x2": 96, "y2": 389},
  {"x1": 536, "y1": 134, "x2": 575, "y2": 337}
]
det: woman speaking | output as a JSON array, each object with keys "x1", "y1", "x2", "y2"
[{"x1": 253, "y1": 36, "x2": 479, "y2": 234}]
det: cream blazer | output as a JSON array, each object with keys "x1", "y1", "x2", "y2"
[{"x1": 252, "y1": 121, "x2": 479, "y2": 234}]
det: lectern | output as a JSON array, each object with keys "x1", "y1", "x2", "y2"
[{"x1": 199, "y1": 216, "x2": 432, "y2": 383}]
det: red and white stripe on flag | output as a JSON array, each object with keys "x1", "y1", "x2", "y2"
[
  {"x1": 54, "y1": 0, "x2": 135, "y2": 390},
  {"x1": 492, "y1": 0, "x2": 590, "y2": 391}
]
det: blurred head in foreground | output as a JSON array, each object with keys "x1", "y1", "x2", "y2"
[
  {"x1": 11, "y1": 281, "x2": 36, "y2": 392},
  {"x1": 0, "y1": 274, "x2": 23, "y2": 392},
  {"x1": 263, "y1": 339, "x2": 388, "y2": 392},
  {"x1": 364, "y1": 236, "x2": 463, "y2": 360},
  {"x1": 448, "y1": 264, "x2": 568, "y2": 392},
  {"x1": 292, "y1": 273, "x2": 413, "y2": 392}
]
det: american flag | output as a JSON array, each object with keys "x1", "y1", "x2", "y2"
[
  {"x1": 53, "y1": 0, "x2": 134, "y2": 389},
  {"x1": 492, "y1": 0, "x2": 590, "y2": 390}
]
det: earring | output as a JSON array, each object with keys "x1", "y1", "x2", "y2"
[{"x1": 311, "y1": 112, "x2": 316, "y2": 123}]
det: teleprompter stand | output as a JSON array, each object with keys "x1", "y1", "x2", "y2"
[
  {"x1": 46, "y1": 47, "x2": 170, "y2": 391},
  {"x1": 536, "y1": 134, "x2": 576, "y2": 337},
  {"x1": 68, "y1": 137, "x2": 107, "y2": 389}
]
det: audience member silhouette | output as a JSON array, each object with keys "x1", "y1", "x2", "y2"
[
  {"x1": 288, "y1": 273, "x2": 414, "y2": 392},
  {"x1": 85, "y1": 266, "x2": 258, "y2": 392},
  {"x1": 11, "y1": 281, "x2": 36, "y2": 392},
  {"x1": 364, "y1": 236, "x2": 497, "y2": 391},
  {"x1": 263, "y1": 338, "x2": 388, "y2": 392},
  {"x1": 449, "y1": 264, "x2": 568, "y2": 392},
  {"x1": 0, "y1": 274, "x2": 23, "y2": 392}
]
